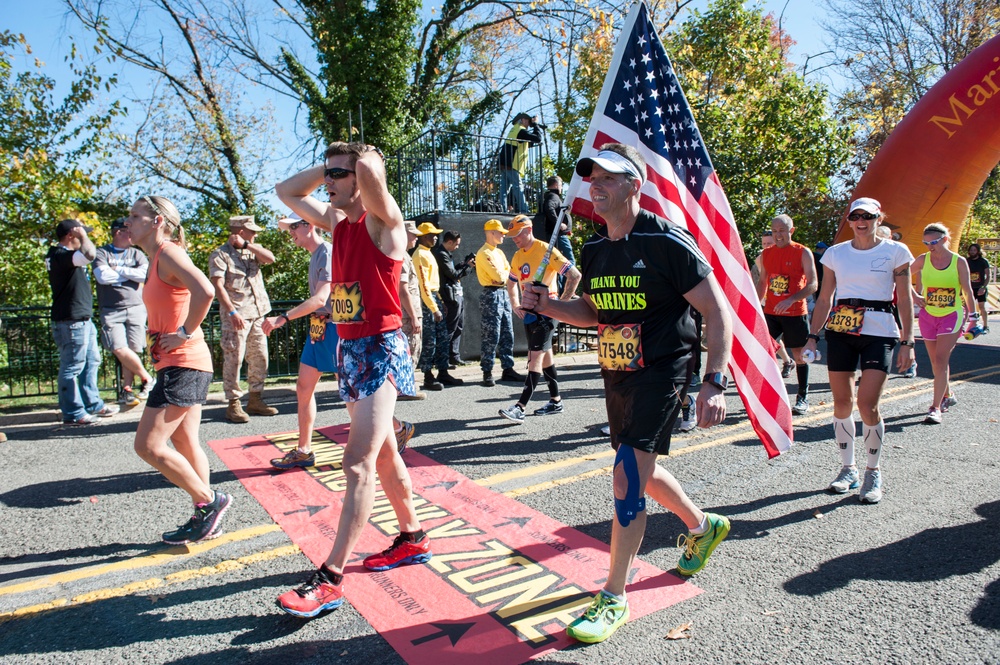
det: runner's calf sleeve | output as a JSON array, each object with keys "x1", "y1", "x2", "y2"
[
  {"x1": 796, "y1": 363, "x2": 809, "y2": 397},
  {"x1": 542, "y1": 365, "x2": 559, "y2": 399},
  {"x1": 613, "y1": 445, "x2": 645, "y2": 528},
  {"x1": 833, "y1": 416, "x2": 856, "y2": 467},
  {"x1": 518, "y1": 371, "x2": 541, "y2": 406},
  {"x1": 864, "y1": 419, "x2": 885, "y2": 469}
]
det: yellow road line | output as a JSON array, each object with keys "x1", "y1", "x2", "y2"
[
  {"x1": 0, "y1": 544, "x2": 300, "y2": 622},
  {"x1": 0, "y1": 524, "x2": 282, "y2": 598},
  {"x1": 503, "y1": 364, "x2": 1000, "y2": 498}
]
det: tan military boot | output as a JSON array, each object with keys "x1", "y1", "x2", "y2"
[
  {"x1": 226, "y1": 398, "x2": 250, "y2": 423},
  {"x1": 246, "y1": 391, "x2": 278, "y2": 416}
]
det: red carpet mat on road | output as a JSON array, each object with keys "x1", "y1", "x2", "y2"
[{"x1": 208, "y1": 426, "x2": 701, "y2": 665}]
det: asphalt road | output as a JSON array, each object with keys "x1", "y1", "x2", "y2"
[{"x1": 1, "y1": 332, "x2": 998, "y2": 664}]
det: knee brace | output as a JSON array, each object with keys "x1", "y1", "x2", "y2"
[{"x1": 613, "y1": 445, "x2": 646, "y2": 528}]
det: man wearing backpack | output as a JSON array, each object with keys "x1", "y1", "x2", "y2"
[{"x1": 498, "y1": 113, "x2": 542, "y2": 214}]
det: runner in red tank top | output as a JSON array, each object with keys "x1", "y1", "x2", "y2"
[
  {"x1": 755, "y1": 214, "x2": 818, "y2": 416},
  {"x1": 126, "y1": 195, "x2": 232, "y2": 546},
  {"x1": 273, "y1": 142, "x2": 426, "y2": 618}
]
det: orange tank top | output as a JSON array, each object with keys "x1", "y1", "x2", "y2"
[
  {"x1": 143, "y1": 245, "x2": 214, "y2": 373},
  {"x1": 761, "y1": 241, "x2": 809, "y2": 317}
]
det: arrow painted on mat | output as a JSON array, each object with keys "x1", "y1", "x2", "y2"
[
  {"x1": 493, "y1": 516, "x2": 532, "y2": 529},
  {"x1": 410, "y1": 621, "x2": 475, "y2": 647},
  {"x1": 282, "y1": 505, "x2": 327, "y2": 517},
  {"x1": 424, "y1": 481, "x2": 459, "y2": 491}
]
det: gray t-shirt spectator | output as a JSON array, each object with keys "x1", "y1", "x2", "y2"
[
  {"x1": 310, "y1": 241, "x2": 333, "y2": 316},
  {"x1": 92, "y1": 245, "x2": 148, "y2": 310}
]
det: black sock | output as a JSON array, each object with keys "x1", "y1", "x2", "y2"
[
  {"x1": 399, "y1": 529, "x2": 426, "y2": 543},
  {"x1": 319, "y1": 564, "x2": 343, "y2": 585},
  {"x1": 542, "y1": 365, "x2": 560, "y2": 400},
  {"x1": 518, "y1": 371, "x2": 541, "y2": 406},
  {"x1": 796, "y1": 363, "x2": 810, "y2": 398}
]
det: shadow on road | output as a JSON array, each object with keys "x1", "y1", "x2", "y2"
[
  {"x1": 783, "y1": 500, "x2": 1000, "y2": 599},
  {"x1": 0, "y1": 541, "x2": 159, "y2": 584}
]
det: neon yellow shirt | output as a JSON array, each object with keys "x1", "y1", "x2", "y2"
[{"x1": 476, "y1": 243, "x2": 510, "y2": 287}]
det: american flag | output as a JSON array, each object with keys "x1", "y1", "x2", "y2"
[{"x1": 565, "y1": 1, "x2": 793, "y2": 458}]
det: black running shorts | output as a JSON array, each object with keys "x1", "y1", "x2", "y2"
[
  {"x1": 604, "y1": 368, "x2": 686, "y2": 455},
  {"x1": 824, "y1": 331, "x2": 896, "y2": 374},
  {"x1": 525, "y1": 315, "x2": 556, "y2": 352},
  {"x1": 765, "y1": 313, "x2": 809, "y2": 349}
]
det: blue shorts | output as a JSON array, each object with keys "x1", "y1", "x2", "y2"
[
  {"x1": 337, "y1": 329, "x2": 416, "y2": 402},
  {"x1": 300, "y1": 322, "x2": 339, "y2": 373}
]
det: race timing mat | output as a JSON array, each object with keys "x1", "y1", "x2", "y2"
[{"x1": 208, "y1": 425, "x2": 701, "y2": 664}]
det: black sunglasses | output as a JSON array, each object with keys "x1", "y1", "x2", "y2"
[
  {"x1": 848, "y1": 212, "x2": 878, "y2": 221},
  {"x1": 324, "y1": 167, "x2": 355, "y2": 180}
]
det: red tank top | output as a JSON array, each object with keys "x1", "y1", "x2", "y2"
[
  {"x1": 330, "y1": 212, "x2": 403, "y2": 340},
  {"x1": 761, "y1": 241, "x2": 809, "y2": 316},
  {"x1": 143, "y1": 245, "x2": 214, "y2": 372}
]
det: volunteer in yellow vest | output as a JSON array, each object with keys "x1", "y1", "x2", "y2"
[
  {"x1": 755, "y1": 214, "x2": 818, "y2": 416},
  {"x1": 910, "y1": 222, "x2": 977, "y2": 424},
  {"x1": 412, "y1": 222, "x2": 463, "y2": 390},
  {"x1": 498, "y1": 113, "x2": 542, "y2": 214},
  {"x1": 500, "y1": 215, "x2": 582, "y2": 423},
  {"x1": 476, "y1": 219, "x2": 525, "y2": 387}
]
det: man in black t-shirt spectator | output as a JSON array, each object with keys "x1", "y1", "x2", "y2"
[
  {"x1": 520, "y1": 143, "x2": 733, "y2": 644},
  {"x1": 534, "y1": 175, "x2": 576, "y2": 295},
  {"x1": 46, "y1": 219, "x2": 119, "y2": 425},
  {"x1": 433, "y1": 231, "x2": 475, "y2": 365},
  {"x1": 967, "y1": 243, "x2": 991, "y2": 332}
]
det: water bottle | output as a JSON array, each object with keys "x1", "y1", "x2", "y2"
[
  {"x1": 964, "y1": 325, "x2": 984, "y2": 341},
  {"x1": 802, "y1": 349, "x2": 821, "y2": 364}
]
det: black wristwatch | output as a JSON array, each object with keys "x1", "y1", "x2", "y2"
[
  {"x1": 702, "y1": 372, "x2": 728, "y2": 391},
  {"x1": 900, "y1": 339, "x2": 914, "y2": 347},
  {"x1": 806, "y1": 333, "x2": 821, "y2": 342}
]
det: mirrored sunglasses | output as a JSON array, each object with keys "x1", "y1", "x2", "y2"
[
  {"x1": 324, "y1": 167, "x2": 355, "y2": 180},
  {"x1": 922, "y1": 237, "x2": 945, "y2": 246},
  {"x1": 848, "y1": 212, "x2": 878, "y2": 221}
]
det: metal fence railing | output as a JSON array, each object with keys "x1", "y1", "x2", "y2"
[
  {"x1": 387, "y1": 129, "x2": 545, "y2": 220},
  {"x1": 0, "y1": 302, "x2": 311, "y2": 400}
]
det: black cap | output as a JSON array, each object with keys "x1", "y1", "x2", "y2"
[
  {"x1": 111, "y1": 218, "x2": 127, "y2": 231},
  {"x1": 512, "y1": 112, "x2": 532, "y2": 124},
  {"x1": 55, "y1": 218, "x2": 94, "y2": 239}
]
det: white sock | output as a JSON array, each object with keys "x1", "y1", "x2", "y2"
[
  {"x1": 833, "y1": 416, "x2": 856, "y2": 467},
  {"x1": 864, "y1": 419, "x2": 885, "y2": 469},
  {"x1": 690, "y1": 514, "x2": 709, "y2": 535}
]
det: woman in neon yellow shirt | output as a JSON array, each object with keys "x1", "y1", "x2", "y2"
[{"x1": 911, "y1": 223, "x2": 977, "y2": 424}]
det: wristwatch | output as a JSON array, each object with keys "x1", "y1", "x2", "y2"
[
  {"x1": 702, "y1": 372, "x2": 728, "y2": 391},
  {"x1": 806, "y1": 333, "x2": 821, "y2": 342},
  {"x1": 900, "y1": 340, "x2": 915, "y2": 347},
  {"x1": 176, "y1": 325, "x2": 192, "y2": 340}
]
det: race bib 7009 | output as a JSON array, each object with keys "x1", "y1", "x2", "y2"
[{"x1": 330, "y1": 282, "x2": 366, "y2": 324}]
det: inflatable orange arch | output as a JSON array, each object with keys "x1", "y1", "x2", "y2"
[{"x1": 835, "y1": 35, "x2": 1000, "y2": 257}]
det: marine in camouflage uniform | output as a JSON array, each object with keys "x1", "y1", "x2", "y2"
[{"x1": 208, "y1": 215, "x2": 277, "y2": 423}]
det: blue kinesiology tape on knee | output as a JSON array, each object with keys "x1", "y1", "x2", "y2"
[{"x1": 613, "y1": 446, "x2": 646, "y2": 527}]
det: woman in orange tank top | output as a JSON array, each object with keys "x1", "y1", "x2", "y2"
[{"x1": 125, "y1": 195, "x2": 232, "y2": 545}]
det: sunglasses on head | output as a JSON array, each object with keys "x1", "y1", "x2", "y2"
[
  {"x1": 848, "y1": 212, "x2": 878, "y2": 221},
  {"x1": 923, "y1": 237, "x2": 945, "y2": 246},
  {"x1": 324, "y1": 167, "x2": 355, "y2": 180}
]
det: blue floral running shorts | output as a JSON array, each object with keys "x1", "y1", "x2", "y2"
[{"x1": 337, "y1": 329, "x2": 416, "y2": 402}]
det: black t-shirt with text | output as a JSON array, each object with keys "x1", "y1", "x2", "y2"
[
  {"x1": 581, "y1": 210, "x2": 711, "y2": 380},
  {"x1": 46, "y1": 245, "x2": 93, "y2": 321},
  {"x1": 968, "y1": 255, "x2": 991, "y2": 286}
]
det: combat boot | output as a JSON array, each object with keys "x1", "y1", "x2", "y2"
[
  {"x1": 226, "y1": 399, "x2": 251, "y2": 423},
  {"x1": 246, "y1": 392, "x2": 278, "y2": 416}
]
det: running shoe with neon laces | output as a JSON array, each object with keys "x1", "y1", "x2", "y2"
[
  {"x1": 137, "y1": 377, "x2": 156, "y2": 400},
  {"x1": 363, "y1": 533, "x2": 432, "y2": 571},
  {"x1": 566, "y1": 590, "x2": 630, "y2": 643},
  {"x1": 395, "y1": 420, "x2": 415, "y2": 453},
  {"x1": 859, "y1": 468, "x2": 883, "y2": 504},
  {"x1": 924, "y1": 408, "x2": 942, "y2": 424},
  {"x1": 118, "y1": 387, "x2": 140, "y2": 407},
  {"x1": 499, "y1": 403, "x2": 525, "y2": 423},
  {"x1": 277, "y1": 567, "x2": 344, "y2": 618},
  {"x1": 828, "y1": 466, "x2": 860, "y2": 493},
  {"x1": 533, "y1": 400, "x2": 564, "y2": 416},
  {"x1": 161, "y1": 491, "x2": 231, "y2": 545},
  {"x1": 271, "y1": 448, "x2": 315, "y2": 470},
  {"x1": 676, "y1": 513, "x2": 730, "y2": 577}
]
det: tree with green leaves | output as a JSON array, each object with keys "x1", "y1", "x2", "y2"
[{"x1": 0, "y1": 31, "x2": 121, "y2": 306}]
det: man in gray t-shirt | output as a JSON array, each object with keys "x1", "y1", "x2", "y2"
[
  {"x1": 92, "y1": 218, "x2": 154, "y2": 405},
  {"x1": 263, "y1": 216, "x2": 338, "y2": 470}
]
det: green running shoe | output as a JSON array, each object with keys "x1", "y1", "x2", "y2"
[
  {"x1": 676, "y1": 513, "x2": 730, "y2": 577},
  {"x1": 566, "y1": 590, "x2": 629, "y2": 643}
]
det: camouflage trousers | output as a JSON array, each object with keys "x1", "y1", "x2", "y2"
[
  {"x1": 221, "y1": 315, "x2": 269, "y2": 400},
  {"x1": 480, "y1": 287, "x2": 515, "y2": 373},
  {"x1": 419, "y1": 292, "x2": 451, "y2": 373}
]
